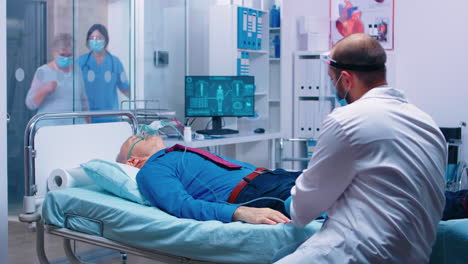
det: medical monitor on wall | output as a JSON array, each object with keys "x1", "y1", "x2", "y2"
[{"x1": 185, "y1": 76, "x2": 255, "y2": 135}]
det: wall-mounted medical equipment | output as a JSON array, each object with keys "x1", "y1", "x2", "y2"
[{"x1": 153, "y1": 50, "x2": 169, "y2": 67}]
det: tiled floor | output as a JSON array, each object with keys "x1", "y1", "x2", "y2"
[{"x1": 8, "y1": 220, "x2": 163, "y2": 264}]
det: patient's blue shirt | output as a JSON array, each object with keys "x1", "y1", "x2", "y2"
[{"x1": 136, "y1": 147, "x2": 256, "y2": 223}]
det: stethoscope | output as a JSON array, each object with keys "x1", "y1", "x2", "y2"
[{"x1": 81, "y1": 51, "x2": 115, "y2": 80}]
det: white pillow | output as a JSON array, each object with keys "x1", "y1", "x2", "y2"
[{"x1": 80, "y1": 159, "x2": 150, "y2": 205}]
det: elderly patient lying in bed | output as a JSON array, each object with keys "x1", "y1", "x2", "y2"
[{"x1": 116, "y1": 135, "x2": 299, "y2": 225}]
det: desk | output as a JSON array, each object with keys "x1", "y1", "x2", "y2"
[{"x1": 164, "y1": 132, "x2": 283, "y2": 168}]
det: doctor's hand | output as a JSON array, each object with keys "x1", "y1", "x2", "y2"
[{"x1": 232, "y1": 206, "x2": 291, "y2": 225}]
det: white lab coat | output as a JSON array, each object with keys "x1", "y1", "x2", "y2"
[{"x1": 277, "y1": 87, "x2": 447, "y2": 264}]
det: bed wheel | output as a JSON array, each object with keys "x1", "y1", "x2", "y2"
[{"x1": 120, "y1": 252, "x2": 127, "y2": 264}]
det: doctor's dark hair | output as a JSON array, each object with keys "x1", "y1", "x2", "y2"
[
  {"x1": 330, "y1": 33, "x2": 386, "y2": 87},
  {"x1": 86, "y1": 24, "x2": 109, "y2": 49}
]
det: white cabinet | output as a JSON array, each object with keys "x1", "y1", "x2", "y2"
[
  {"x1": 296, "y1": 99, "x2": 319, "y2": 138},
  {"x1": 293, "y1": 51, "x2": 335, "y2": 139}
]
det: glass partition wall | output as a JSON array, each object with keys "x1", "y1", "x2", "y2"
[
  {"x1": 7, "y1": 0, "x2": 135, "y2": 213},
  {"x1": 7, "y1": 1, "x2": 186, "y2": 260},
  {"x1": 134, "y1": 0, "x2": 186, "y2": 122},
  {"x1": 73, "y1": 0, "x2": 133, "y2": 123},
  {"x1": 7, "y1": 0, "x2": 188, "y2": 209}
]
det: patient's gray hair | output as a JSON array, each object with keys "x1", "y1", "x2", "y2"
[{"x1": 52, "y1": 33, "x2": 72, "y2": 51}]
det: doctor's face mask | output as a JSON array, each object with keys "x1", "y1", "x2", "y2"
[{"x1": 330, "y1": 72, "x2": 349, "y2": 107}]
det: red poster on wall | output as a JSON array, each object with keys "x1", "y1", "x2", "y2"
[{"x1": 330, "y1": 0, "x2": 394, "y2": 50}]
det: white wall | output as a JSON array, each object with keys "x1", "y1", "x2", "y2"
[
  {"x1": 394, "y1": 0, "x2": 468, "y2": 159},
  {"x1": 1, "y1": 0, "x2": 8, "y2": 261},
  {"x1": 188, "y1": 0, "x2": 217, "y2": 75}
]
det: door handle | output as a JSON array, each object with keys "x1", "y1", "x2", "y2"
[{"x1": 7, "y1": 113, "x2": 10, "y2": 123}]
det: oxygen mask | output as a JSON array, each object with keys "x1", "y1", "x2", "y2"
[{"x1": 140, "y1": 121, "x2": 164, "y2": 139}]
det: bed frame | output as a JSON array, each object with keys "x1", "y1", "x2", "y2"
[{"x1": 18, "y1": 111, "x2": 215, "y2": 264}]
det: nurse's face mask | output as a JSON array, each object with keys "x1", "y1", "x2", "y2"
[
  {"x1": 88, "y1": 32, "x2": 105, "y2": 53},
  {"x1": 89, "y1": 39, "x2": 105, "y2": 53}
]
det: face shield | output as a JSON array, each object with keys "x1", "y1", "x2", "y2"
[
  {"x1": 321, "y1": 52, "x2": 347, "y2": 107},
  {"x1": 320, "y1": 52, "x2": 385, "y2": 72}
]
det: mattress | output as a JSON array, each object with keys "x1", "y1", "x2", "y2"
[{"x1": 42, "y1": 186, "x2": 322, "y2": 264}]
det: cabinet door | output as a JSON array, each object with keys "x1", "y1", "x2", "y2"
[
  {"x1": 294, "y1": 56, "x2": 321, "y2": 97},
  {"x1": 315, "y1": 99, "x2": 334, "y2": 135},
  {"x1": 296, "y1": 99, "x2": 319, "y2": 138}
]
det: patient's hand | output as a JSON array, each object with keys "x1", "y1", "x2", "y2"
[{"x1": 232, "y1": 206, "x2": 291, "y2": 225}]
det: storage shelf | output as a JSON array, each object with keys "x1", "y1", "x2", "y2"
[
  {"x1": 270, "y1": 27, "x2": 281, "y2": 31},
  {"x1": 238, "y1": 48, "x2": 268, "y2": 54},
  {"x1": 297, "y1": 95, "x2": 335, "y2": 99},
  {"x1": 205, "y1": 3, "x2": 281, "y2": 168},
  {"x1": 269, "y1": 99, "x2": 280, "y2": 103},
  {"x1": 269, "y1": 58, "x2": 280, "y2": 61}
]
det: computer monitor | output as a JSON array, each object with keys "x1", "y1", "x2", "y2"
[{"x1": 185, "y1": 76, "x2": 255, "y2": 135}]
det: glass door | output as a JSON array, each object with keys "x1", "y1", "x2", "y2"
[
  {"x1": 7, "y1": 0, "x2": 134, "y2": 262},
  {"x1": 5, "y1": 0, "x2": 187, "y2": 261},
  {"x1": 1, "y1": 0, "x2": 8, "y2": 261},
  {"x1": 7, "y1": 0, "x2": 50, "y2": 213}
]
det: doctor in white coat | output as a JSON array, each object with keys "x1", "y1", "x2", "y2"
[{"x1": 277, "y1": 33, "x2": 447, "y2": 263}]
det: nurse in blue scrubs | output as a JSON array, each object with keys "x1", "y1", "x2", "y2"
[{"x1": 78, "y1": 24, "x2": 129, "y2": 123}]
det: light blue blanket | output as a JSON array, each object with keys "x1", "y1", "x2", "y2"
[{"x1": 42, "y1": 186, "x2": 321, "y2": 263}]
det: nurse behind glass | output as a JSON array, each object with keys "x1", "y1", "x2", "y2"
[
  {"x1": 25, "y1": 33, "x2": 89, "y2": 126},
  {"x1": 78, "y1": 24, "x2": 130, "y2": 123}
]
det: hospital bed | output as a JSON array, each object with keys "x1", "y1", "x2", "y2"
[
  {"x1": 18, "y1": 111, "x2": 468, "y2": 264},
  {"x1": 17, "y1": 111, "x2": 321, "y2": 264}
]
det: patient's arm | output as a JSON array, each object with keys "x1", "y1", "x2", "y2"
[{"x1": 232, "y1": 206, "x2": 291, "y2": 225}]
